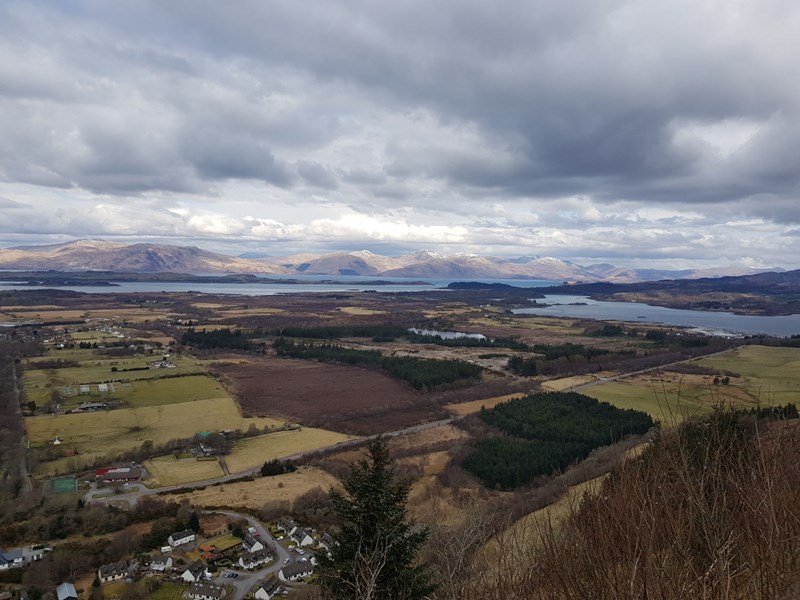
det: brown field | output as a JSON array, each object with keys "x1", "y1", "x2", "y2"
[
  {"x1": 168, "y1": 466, "x2": 341, "y2": 509},
  {"x1": 2, "y1": 307, "x2": 178, "y2": 322},
  {"x1": 482, "y1": 476, "x2": 607, "y2": 562},
  {"x1": 446, "y1": 393, "x2": 526, "y2": 416},
  {"x1": 144, "y1": 455, "x2": 225, "y2": 487},
  {"x1": 540, "y1": 371, "x2": 618, "y2": 392},
  {"x1": 391, "y1": 423, "x2": 470, "y2": 452},
  {"x1": 212, "y1": 356, "x2": 448, "y2": 434},
  {"x1": 337, "y1": 307, "x2": 388, "y2": 315}
]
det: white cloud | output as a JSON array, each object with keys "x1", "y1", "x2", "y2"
[{"x1": 0, "y1": 0, "x2": 799, "y2": 268}]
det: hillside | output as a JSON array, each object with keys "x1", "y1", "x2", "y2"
[{"x1": 0, "y1": 239, "x2": 782, "y2": 282}]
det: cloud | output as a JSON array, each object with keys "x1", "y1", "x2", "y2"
[{"x1": 0, "y1": 0, "x2": 799, "y2": 267}]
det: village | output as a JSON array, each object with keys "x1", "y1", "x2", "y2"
[{"x1": 4, "y1": 491, "x2": 329, "y2": 600}]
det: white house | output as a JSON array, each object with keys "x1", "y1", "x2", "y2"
[
  {"x1": 291, "y1": 528, "x2": 315, "y2": 548},
  {"x1": 254, "y1": 575, "x2": 280, "y2": 600},
  {"x1": 181, "y1": 561, "x2": 208, "y2": 583},
  {"x1": 98, "y1": 560, "x2": 127, "y2": 583},
  {"x1": 168, "y1": 529, "x2": 196, "y2": 548},
  {"x1": 238, "y1": 548, "x2": 272, "y2": 570},
  {"x1": 242, "y1": 533, "x2": 264, "y2": 553},
  {"x1": 150, "y1": 554, "x2": 173, "y2": 572},
  {"x1": 189, "y1": 582, "x2": 225, "y2": 600},
  {"x1": 0, "y1": 549, "x2": 23, "y2": 570},
  {"x1": 279, "y1": 562, "x2": 314, "y2": 582},
  {"x1": 276, "y1": 518, "x2": 298, "y2": 536}
]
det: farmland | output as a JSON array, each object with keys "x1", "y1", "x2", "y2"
[
  {"x1": 144, "y1": 455, "x2": 225, "y2": 486},
  {"x1": 584, "y1": 346, "x2": 800, "y2": 420},
  {"x1": 212, "y1": 356, "x2": 448, "y2": 435},
  {"x1": 25, "y1": 397, "x2": 284, "y2": 475},
  {"x1": 167, "y1": 466, "x2": 341, "y2": 509},
  {"x1": 225, "y1": 428, "x2": 354, "y2": 472}
]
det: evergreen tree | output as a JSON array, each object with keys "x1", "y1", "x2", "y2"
[{"x1": 317, "y1": 439, "x2": 435, "y2": 600}]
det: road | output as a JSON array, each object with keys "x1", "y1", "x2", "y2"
[
  {"x1": 10, "y1": 363, "x2": 32, "y2": 493},
  {"x1": 565, "y1": 345, "x2": 742, "y2": 392},
  {"x1": 210, "y1": 510, "x2": 294, "y2": 600},
  {"x1": 84, "y1": 346, "x2": 741, "y2": 509},
  {"x1": 84, "y1": 418, "x2": 457, "y2": 508}
]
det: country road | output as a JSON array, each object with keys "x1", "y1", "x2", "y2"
[
  {"x1": 85, "y1": 346, "x2": 741, "y2": 508},
  {"x1": 84, "y1": 417, "x2": 457, "y2": 508},
  {"x1": 10, "y1": 363, "x2": 32, "y2": 494}
]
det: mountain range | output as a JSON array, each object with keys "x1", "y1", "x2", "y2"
[{"x1": 0, "y1": 240, "x2": 782, "y2": 283}]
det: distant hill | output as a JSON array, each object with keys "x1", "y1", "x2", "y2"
[
  {"x1": 0, "y1": 240, "x2": 288, "y2": 274},
  {"x1": 0, "y1": 239, "x2": 783, "y2": 283}
]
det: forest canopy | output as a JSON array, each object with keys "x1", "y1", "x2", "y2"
[{"x1": 463, "y1": 392, "x2": 655, "y2": 489}]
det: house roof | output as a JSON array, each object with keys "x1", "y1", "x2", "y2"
[
  {"x1": 241, "y1": 548, "x2": 272, "y2": 564},
  {"x1": 293, "y1": 527, "x2": 311, "y2": 539},
  {"x1": 171, "y1": 529, "x2": 195, "y2": 540},
  {"x1": 101, "y1": 469, "x2": 141, "y2": 481},
  {"x1": 259, "y1": 574, "x2": 280, "y2": 594},
  {"x1": 99, "y1": 560, "x2": 127, "y2": 577},
  {"x1": 0, "y1": 549, "x2": 23, "y2": 561},
  {"x1": 281, "y1": 562, "x2": 313, "y2": 579},
  {"x1": 56, "y1": 583, "x2": 77, "y2": 600},
  {"x1": 150, "y1": 554, "x2": 171, "y2": 566},
  {"x1": 189, "y1": 582, "x2": 225, "y2": 600},
  {"x1": 184, "y1": 560, "x2": 206, "y2": 576}
]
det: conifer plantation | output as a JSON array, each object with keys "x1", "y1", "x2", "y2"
[{"x1": 463, "y1": 392, "x2": 655, "y2": 488}]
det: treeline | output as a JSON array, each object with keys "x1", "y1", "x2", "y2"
[
  {"x1": 406, "y1": 333, "x2": 529, "y2": 350},
  {"x1": 531, "y1": 342, "x2": 617, "y2": 361},
  {"x1": 274, "y1": 338, "x2": 382, "y2": 365},
  {"x1": 507, "y1": 343, "x2": 636, "y2": 377},
  {"x1": 261, "y1": 459, "x2": 298, "y2": 477},
  {"x1": 271, "y1": 324, "x2": 408, "y2": 339},
  {"x1": 462, "y1": 392, "x2": 655, "y2": 489},
  {"x1": 273, "y1": 338, "x2": 482, "y2": 390},
  {"x1": 182, "y1": 328, "x2": 253, "y2": 350},
  {"x1": 26, "y1": 359, "x2": 81, "y2": 370}
]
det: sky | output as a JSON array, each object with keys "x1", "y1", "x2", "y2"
[{"x1": 1, "y1": 0, "x2": 799, "y2": 268}]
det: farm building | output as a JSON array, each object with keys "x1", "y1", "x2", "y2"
[{"x1": 97, "y1": 466, "x2": 142, "y2": 482}]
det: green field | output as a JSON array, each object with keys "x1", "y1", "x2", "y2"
[
  {"x1": 697, "y1": 346, "x2": 800, "y2": 404},
  {"x1": 105, "y1": 581, "x2": 185, "y2": 600},
  {"x1": 205, "y1": 532, "x2": 243, "y2": 551},
  {"x1": 23, "y1": 351, "x2": 206, "y2": 408},
  {"x1": 26, "y1": 398, "x2": 284, "y2": 476},
  {"x1": 584, "y1": 346, "x2": 800, "y2": 422}
]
